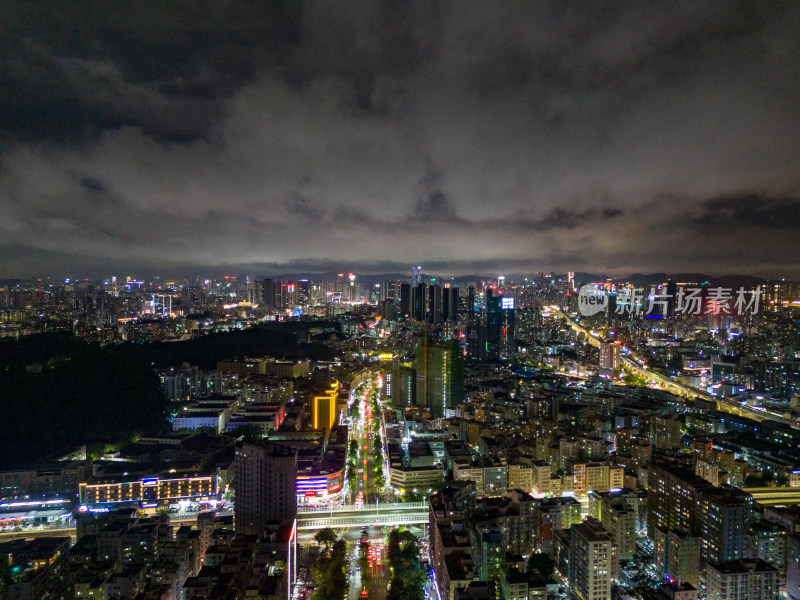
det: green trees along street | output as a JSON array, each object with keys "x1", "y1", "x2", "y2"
[
  {"x1": 386, "y1": 529, "x2": 426, "y2": 600},
  {"x1": 311, "y1": 535, "x2": 348, "y2": 600}
]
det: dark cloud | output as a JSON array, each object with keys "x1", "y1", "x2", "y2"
[
  {"x1": 695, "y1": 195, "x2": 800, "y2": 229},
  {"x1": 0, "y1": 1, "x2": 302, "y2": 142},
  {"x1": 412, "y1": 166, "x2": 461, "y2": 223},
  {"x1": 0, "y1": 1, "x2": 799, "y2": 279},
  {"x1": 79, "y1": 177, "x2": 105, "y2": 192},
  {"x1": 534, "y1": 207, "x2": 624, "y2": 231}
]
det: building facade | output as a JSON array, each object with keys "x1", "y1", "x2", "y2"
[{"x1": 234, "y1": 441, "x2": 297, "y2": 537}]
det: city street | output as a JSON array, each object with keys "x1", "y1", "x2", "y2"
[
  {"x1": 295, "y1": 375, "x2": 431, "y2": 600},
  {"x1": 347, "y1": 377, "x2": 390, "y2": 506}
]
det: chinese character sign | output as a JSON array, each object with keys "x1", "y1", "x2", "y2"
[{"x1": 578, "y1": 285, "x2": 763, "y2": 317}]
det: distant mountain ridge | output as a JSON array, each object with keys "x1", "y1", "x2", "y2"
[
  {"x1": 572, "y1": 272, "x2": 768, "y2": 288},
  {"x1": 261, "y1": 271, "x2": 770, "y2": 289}
]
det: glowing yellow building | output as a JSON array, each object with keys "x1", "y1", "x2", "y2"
[{"x1": 313, "y1": 382, "x2": 338, "y2": 431}]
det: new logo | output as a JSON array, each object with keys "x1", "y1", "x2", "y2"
[{"x1": 578, "y1": 285, "x2": 607, "y2": 316}]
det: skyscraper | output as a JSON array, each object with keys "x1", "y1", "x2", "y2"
[
  {"x1": 467, "y1": 286, "x2": 484, "y2": 360},
  {"x1": 235, "y1": 441, "x2": 297, "y2": 537},
  {"x1": 272, "y1": 281, "x2": 288, "y2": 309},
  {"x1": 486, "y1": 289, "x2": 515, "y2": 361},
  {"x1": 647, "y1": 458, "x2": 712, "y2": 537},
  {"x1": 391, "y1": 359, "x2": 417, "y2": 408},
  {"x1": 428, "y1": 284, "x2": 442, "y2": 324},
  {"x1": 411, "y1": 265, "x2": 422, "y2": 287},
  {"x1": 594, "y1": 493, "x2": 636, "y2": 561},
  {"x1": 568, "y1": 518, "x2": 618, "y2": 600},
  {"x1": 697, "y1": 488, "x2": 751, "y2": 564},
  {"x1": 400, "y1": 283, "x2": 411, "y2": 318},
  {"x1": 442, "y1": 286, "x2": 459, "y2": 324},
  {"x1": 415, "y1": 338, "x2": 464, "y2": 417},
  {"x1": 412, "y1": 283, "x2": 427, "y2": 321},
  {"x1": 654, "y1": 527, "x2": 701, "y2": 587},
  {"x1": 599, "y1": 341, "x2": 620, "y2": 375},
  {"x1": 381, "y1": 280, "x2": 402, "y2": 304},
  {"x1": 261, "y1": 278, "x2": 274, "y2": 308}
]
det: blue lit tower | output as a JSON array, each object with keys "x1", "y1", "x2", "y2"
[
  {"x1": 411, "y1": 265, "x2": 422, "y2": 287},
  {"x1": 486, "y1": 288, "x2": 515, "y2": 361}
]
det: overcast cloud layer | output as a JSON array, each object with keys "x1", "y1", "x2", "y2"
[{"x1": 1, "y1": 1, "x2": 799, "y2": 279}]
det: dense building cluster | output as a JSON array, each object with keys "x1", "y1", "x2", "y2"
[{"x1": 1, "y1": 269, "x2": 799, "y2": 600}]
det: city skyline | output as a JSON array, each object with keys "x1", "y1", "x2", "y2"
[{"x1": 2, "y1": 2, "x2": 799, "y2": 279}]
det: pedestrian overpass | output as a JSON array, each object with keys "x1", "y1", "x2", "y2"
[{"x1": 296, "y1": 502, "x2": 428, "y2": 530}]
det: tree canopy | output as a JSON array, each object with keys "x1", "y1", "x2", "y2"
[
  {"x1": 311, "y1": 538, "x2": 348, "y2": 600},
  {"x1": 526, "y1": 553, "x2": 555, "y2": 579},
  {"x1": 314, "y1": 527, "x2": 338, "y2": 550},
  {"x1": 0, "y1": 342, "x2": 165, "y2": 464},
  {"x1": 386, "y1": 529, "x2": 426, "y2": 600}
]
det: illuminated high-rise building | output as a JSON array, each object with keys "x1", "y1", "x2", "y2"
[
  {"x1": 599, "y1": 341, "x2": 620, "y2": 375},
  {"x1": 568, "y1": 518, "x2": 618, "y2": 600},
  {"x1": 697, "y1": 488, "x2": 751, "y2": 564},
  {"x1": 654, "y1": 527, "x2": 701, "y2": 587},
  {"x1": 486, "y1": 289, "x2": 515, "y2": 361},
  {"x1": 427, "y1": 284, "x2": 442, "y2": 324},
  {"x1": 380, "y1": 280, "x2": 401, "y2": 304},
  {"x1": 705, "y1": 559, "x2": 779, "y2": 600},
  {"x1": 335, "y1": 273, "x2": 346, "y2": 297},
  {"x1": 391, "y1": 359, "x2": 417, "y2": 408},
  {"x1": 286, "y1": 281, "x2": 298, "y2": 307},
  {"x1": 312, "y1": 383, "x2": 338, "y2": 431},
  {"x1": 415, "y1": 338, "x2": 463, "y2": 417},
  {"x1": 298, "y1": 279, "x2": 310, "y2": 305},
  {"x1": 647, "y1": 458, "x2": 711, "y2": 537},
  {"x1": 411, "y1": 265, "x2": 422, "y2": 287},
  {"x1": 260, "y1": 279, "x2": 290, "y2": 309},
  {"x1": 467, "y1": 286, "x2": 484, "y2": 360}
]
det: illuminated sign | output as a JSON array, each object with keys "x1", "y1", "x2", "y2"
[
  {"x1": 501, "y1": 297, "x2": 514, "y2": 310},
  {"x1": 142, "y1": 478, "x2": 158, "y2": 486},
  {"x1": 297, "y1": 477, "x2": 328, "y2": 493}
]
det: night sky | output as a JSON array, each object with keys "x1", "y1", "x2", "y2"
[{"x1": 2, "y1": 1, "x2": 799, "y2": 279}]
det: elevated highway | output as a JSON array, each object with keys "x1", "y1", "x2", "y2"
[
  {"x1": 743, "y1": 487, "x2": 800, "y2": 506},
  {"x1": 553, "y1": 307, "x2": 799, "y2": 428}
]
